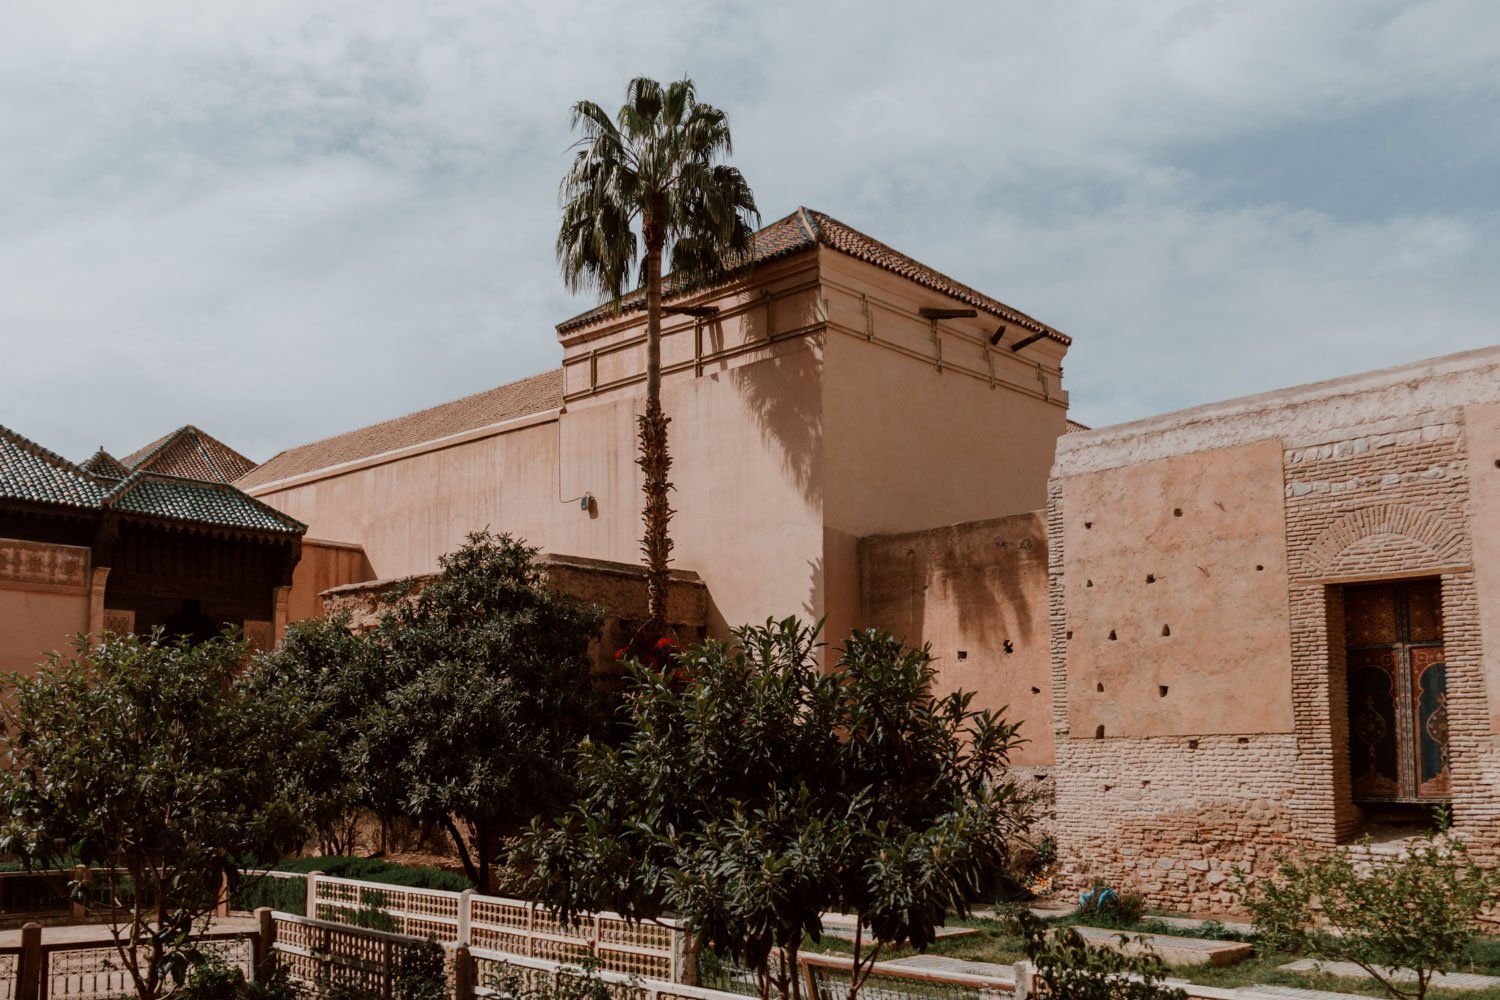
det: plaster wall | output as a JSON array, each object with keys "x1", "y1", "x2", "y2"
[
  {"x1": 287, "y1": 539, "x2": 375, "y2": 623},
  {"x1": 859, "y1": 512, "x2": 1054, "y2": 766},
  {"x1": 0, "y1": 588, "x2": 88, "y2": 676},
  {"x1": 819, "y1": 252, "x2": 1068, "y2": 540},
  {"x1": 1062, "y1": 440, "x2": 1295, "y2": 738},
  {"x1": 0, "y1": 537, "x2": 91, "y2": 676},
  {"x1": 257, "y1": 336, "x2": 825, "y2": 639}
]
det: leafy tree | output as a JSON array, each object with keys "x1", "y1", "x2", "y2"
[
  {"x1": 520, "y1": 618, "x2": 1034, "y2": 1000},
  {"x1": 358, "y1": 530, "x2": 604, "y2": 893},
  {"x1": 0, "y1": 631, "x2": 305, "y2": 1000},
  {"x1": 1238, "y1": 816, "x2": 1498, "y2": 1000},
  {"x1": 1015, "y1": 913, "x2": 1187, "y2": 1000},
  {"x1": 246, "y1": 613, "x2": 377, "y2": 855},
  {"x1": 558, "y1": 76, "x2": 759, "y2": 630}
]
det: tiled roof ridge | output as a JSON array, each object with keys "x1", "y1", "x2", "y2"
[
  {"x1": 795, "y1": 206, "x2": 822, "y2": 242},
  {"x1": 556, "y1": 206, "x2": 1069, "y2": 345},
  {"x1": 255, "y1": 369, "x2": 562, "y2": 469},
  {"x1": 104, "y1": 469, "x2": 307, "y2": 534},
  {"x1": 121, "y1": 427, "x2": 180, "y2": 469},
  {"x1": 123, "y1": 425, "x2": 257, "y2": 483},
  {"x1": 803, "y1": 209, "x2": 1064, "y2": 340},
  {"x1": 0, "y1": 424, "x2": 97, "y2": 480},
  {"x1": 83, "y1": 448, "x2": 132, "y2": 479},
  {"x1": 237, "y1": 368, "x2": 566, "y2": 491}
]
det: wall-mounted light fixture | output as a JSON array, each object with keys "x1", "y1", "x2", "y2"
[{"x1": 579, "y1": 492, "x2": 593, "y2": 512}]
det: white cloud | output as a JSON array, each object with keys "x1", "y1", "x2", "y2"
[{"x1": 0, "y1": 0, "x2": 1495, "y2": 459}]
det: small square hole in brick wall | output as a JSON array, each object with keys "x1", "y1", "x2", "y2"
[
  {"x1": 1256, "y1": 564, "x2": 1264, "y2": 571},
  {"x1": 1158, "y1": 685, "x2": 1168, "y2": 697},
  {"x1": 1086, "y1": 579, "x2": 1094, "y2": 588},
  {"x1": 1003, "y1": 640, "x2": 1014, "y2": 653},
  {"x1": 1096, "y1": 682, "x2": 1104, "y2": 692},
  {"x1": 1237, "y1": 736, "x2": 1249, "y2": 745},
  {"x1": 1031, "y1": 686, "x2": 1041, "y2": 694},
  {"x1": 1146, "y1": 573, "x2": 1156, "y2": 583},
  {"x1": 1095, "y1": 725, "x2": 1106, "y2": 739},
  {"x1": 1108, "y1": 629, "x2": 1116, "y2": 640},
  {"x1": 1085, "y1": 521, "x2": 1093, "y2": 529},
  {"x1": 956, "y1": 650, "x2": 967, "y2": 660},
  {"x1": 1187, "y1": 739, "x2": 1199, "y2": 749},
  {"x1": 1161, "y1": 624, "x2": 1171, "y2": 636},
  {"x1": 1173, "y1": 507, "x2": 1183, "y2": 517}
]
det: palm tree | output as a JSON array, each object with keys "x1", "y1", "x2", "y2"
[{"x1": 559, "y1": 77, "x2": 759, "y2": 631}]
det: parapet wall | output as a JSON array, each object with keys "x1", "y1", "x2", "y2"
[{"x1": 319, "y1": 552, "x2": 708, "y2": 677}]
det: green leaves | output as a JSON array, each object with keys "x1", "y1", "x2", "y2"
[
  {"x1": 1016, "y1": 913, "x2": 1187, "y2": 1000},
  {"x1": 520, "y1": 618, "x2": 1036, "y2": 1000},
  {"x1": 558, "y1": 76, "x2": 759, "y2": 306},
  {"x1": 0, "y1": 629, "x2": 307, "y2": 999},
  {"x1": 256, "y1": 530, "x2": 604, "y2": 893},
  {"x1": 1238, "y1": 817, "x2": 1499, "y2": 1000}
]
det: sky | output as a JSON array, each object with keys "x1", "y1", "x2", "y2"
[{"x1": 2, "y1": 0, "x2": 1498, "y2": 463}]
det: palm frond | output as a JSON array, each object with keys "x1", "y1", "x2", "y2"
[{"x1": 560, "y1": 76, "x2": 759, "y2": 306}]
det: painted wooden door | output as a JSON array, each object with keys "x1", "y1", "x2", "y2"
[{"x1": 1345, "y1": 579, "x2": 1449, "y2": 802}]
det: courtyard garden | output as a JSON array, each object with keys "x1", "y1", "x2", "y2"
[{"x1": 0, "y1": 530, "x2": 1494, "y2": 1000}]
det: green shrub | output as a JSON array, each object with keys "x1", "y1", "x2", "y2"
[
  {"x1": 1075, "y1": 885, "x2": 1145, "y2": 928},
  {"x1": 1018, "y1": 912, "x2": 1186, "y2": 1000},
  {"x1": 1237, "y1": 816, "x2": 1499, "y2": 1000}
]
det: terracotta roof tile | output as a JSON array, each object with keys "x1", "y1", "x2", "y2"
[
  {"x1": 0, "y1": 426, "x2": 109, "y2": 510},
  {"x1": 557, "y1": 207, "x2": 1070, "y2": 346},
  {"x1": 123, "y1": 426, "x2": 257, "y2": 484},
  {"x1": 238, "y1": 368, "x2": 565, "y2": 490}
]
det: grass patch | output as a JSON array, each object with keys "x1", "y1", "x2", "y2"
[{"x1": 798, "y1": 914, "x2": 1500, "y2": 1000}]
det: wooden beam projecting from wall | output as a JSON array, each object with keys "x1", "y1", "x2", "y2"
[
  {"x1": 1010, "y1": 331, "x2": 1048, "y2": 352},
  {"x1": 918, "y1": 307, "x2": 977, "y2": 320}
]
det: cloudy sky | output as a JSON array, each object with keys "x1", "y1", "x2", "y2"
[{"x1": 3, "y1": 0, "x2": 1497, "y2": 463}]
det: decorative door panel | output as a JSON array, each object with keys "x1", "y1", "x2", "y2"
[
  {"x1": 1344, "y1": 580, "x2": 1449, "y2": 803},
  {"x1": 1348, "y1": 648, "x2": 1400, "y2": 799},
  {"x1": 1412, "y1": 646, "x2": 1450, "y2": 798}
]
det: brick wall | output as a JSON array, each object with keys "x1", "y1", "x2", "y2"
[{"x1": 1049, "y1": 349, "x2": 1500, "y2": 915}]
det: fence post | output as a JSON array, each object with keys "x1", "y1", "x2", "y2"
[
  {"x1": 305, "y1": 871, "x2": 323, "y2": 919},
  {"x1": 254, "y1": 907, "x2": 276, "y2": 983},
  {"x1": 382, "y1": 939, "x2": 394, "y2": 1000},
  {"x1": 670, "y1": 925, "x2": 697, "y2": 985},
  {"x1": 458, "y1": 889, "x2": 473, "y2": 947},
  {"x1": 453, "y1": 943, "x2": 474, "y2": 1000},
  {"x1": 19, "y1": 922, "x2": 41, "y2": 1000},
  {"x1": 800, "y1": 955, "x2": 818, "y2": 1000},
  {"x1": 1012, "y1": 960, "x2": 1032, "y2": 1000}
]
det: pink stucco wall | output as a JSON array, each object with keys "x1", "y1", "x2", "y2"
[
  {"x1": 1062, "y1": 440, "x2": 1295, "y2": 738},
  {"x1": 251, "y1": 247, "x2": 1071, "y2": 649},
  {"x1": 859, "y1": 512, "x2": 1054, "y2": 767},
  {"x1": 0, "y1": 587, "x2": 88, "y2": 676}
]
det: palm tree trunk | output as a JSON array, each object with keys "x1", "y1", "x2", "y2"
[{"x1": 639, "y1": 229, "x2": 674, "y2": 629}]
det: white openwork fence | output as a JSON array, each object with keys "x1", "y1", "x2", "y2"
[
  {"x1": 0, "y1": 927, "x2": 256, "y2": 1000},
  {"x1": 304, "y1": 873, "x2": 690, "y2": 983}
]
